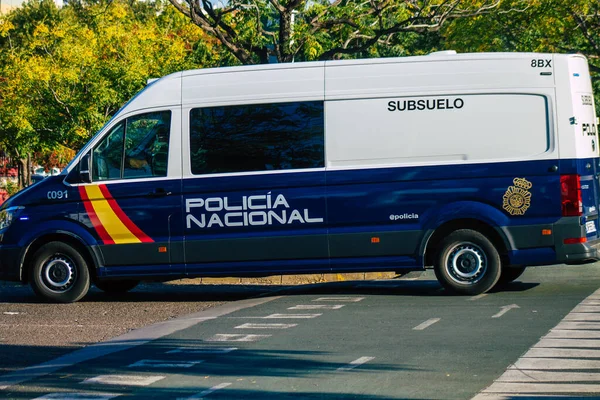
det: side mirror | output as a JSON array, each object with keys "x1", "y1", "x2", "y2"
[{"x1": 80, "y1": 153, "x2": 91, "y2": 183}]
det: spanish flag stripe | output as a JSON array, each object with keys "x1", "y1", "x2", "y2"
[
  {"x1": 98, "y1": 185, "x2": 154, "y2": 243},
  {"x1": 84, "y1": 185, "x2": 141, "y2": 245},
  {"x1": 79, "y1": 186, "x2": 115, "y2": 245}
]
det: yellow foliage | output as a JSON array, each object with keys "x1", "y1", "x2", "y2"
[
  {"x1": 33, "y1": 23, "x2": 50, "y2": 37},
  {"x1": 0, "y1": 19, "x2": 15, "y2": 37},
  {"x1": 109, "y1": 3, "x2": 128, "y2": 20}
]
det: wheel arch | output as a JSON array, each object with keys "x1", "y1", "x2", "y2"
[
  {"x1": 423, "y1": 218, "x2": 511, "y2": 267},
  {"x1": 20, "y1": 232, "x2": 102, "y2": 283}
]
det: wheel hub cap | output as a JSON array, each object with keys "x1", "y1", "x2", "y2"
[
  {"x1": 446, "y1": 243, "x2": 487, "y2": 284},
  {"x1": 42, "y1": 256, "x2": 76, "y2": 291}
]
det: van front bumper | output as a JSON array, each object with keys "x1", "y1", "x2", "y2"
[
  {"x1": 559, "y1": 238, "x2": 600, "y2": 264},
  {"x1": 0, "y1": 245, "x2": 23, "y2": 282}
]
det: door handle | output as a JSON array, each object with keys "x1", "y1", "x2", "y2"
[{"x1": 147, "y1": 188, "x2": 171, "y2": 197}]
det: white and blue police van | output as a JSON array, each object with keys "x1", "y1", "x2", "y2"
[{"x1": 0, "y1": 51, "x2": 598, "y2": 302}]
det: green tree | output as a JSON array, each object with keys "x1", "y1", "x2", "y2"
[
  {"x1": 442, "y1": 0, "x2": 600, "y2": 110},
  {"x1": 167, "y1": 0, "x2": 528, "y2": 64},
  {"x1": 0, "y1": 0, "x2": 214, "y2": 187}
]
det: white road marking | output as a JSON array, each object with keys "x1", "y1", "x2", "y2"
[
  {"x1": 2, "y1": 312, "x2": 19, "y2": 315},
  {"x1": 511, "y1": 357, "x2": 600, "y2": 370},
  {"x1": 492, "y1": 304, "x2": 520, "y2": 318},
  {"x1": 206, "y1": 334, "x2": 271, "y2": 342},
  {"x1": 235, "y1": 323, "x2": 297, "y2": 329},
  {"x1": 337, "y1": 356, "x2": 375, "y2": 372},
  {"x1": 563, "y1": 312, "x2": 600, "y2": 321},
  {"x1": 263, "y1": 313, "x2": 322, "y2": 319},
  {"x1": 128, "y1": 360, "x2": 203, "y2": 368},
  {"x1": 167, "y1": 347, "x2": 237, "y2": 354},
  {"x1": 573, "y1": 305, "x2": 600, "y2": 312},
  {"x1": 483, "y1": 382, "x2": 600, "y2": 393},
  {"x1": 554, "y1": 321, "x2": 600, "y2": 330},
  {"x1": 34, "y1": 394, "x2": 121, "y2": 400},
  {"x1": 472, "y1": 288, "x2": 600, "y2": 399},
  {"x1": 534, "y1": 338, "x2": 600, "y2": 348},
  {"x1": 497, "y1": 370, "x2": 600, "y2": 382},
  {"x1": 468, "y1": 294, "x2": 488, "y2": 301},
  {"x1": 288, "y1": 305, "x2": 344, "y2": 310},
  {"x1": 313, "y1": 297, "x2": 364, "y2": 302},
  {"x1": 413, "y1": 318, "x2": 441, "y2": 331},
  {"x1": 545, "y1": 329, "x2": 600, "y2": 339},
  {"x1": 82, "y1": 374, "x2": 165, "y2": 386},
  {"x1": 522, "y1": 347, "x2": 600, "y2": 358},
  {"x1": 178, "y1": 382, "x2": 232, "y2": 400},
  {"x1": 0, "y1": 296, "x2": 279, "y2": 391}
]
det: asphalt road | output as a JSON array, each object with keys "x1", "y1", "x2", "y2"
[
  {"x1": 0, "y1": 281, "x2": 282, "y2": 374},
  {"x1": 1, "y1": 264, "x2": 600, "y2": 399}
]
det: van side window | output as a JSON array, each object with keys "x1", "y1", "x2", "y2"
[
  {"x1": 92, "y1": 111, "x2": 171, "y2": 181},
  {"x1": 189, "y1": 101, "x2": 324, "y2": 175},
  {"x1": 92, "y1": 123, "x2": 124, "y2": 181}
]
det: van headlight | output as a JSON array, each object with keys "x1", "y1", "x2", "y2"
[{"x1": 0, "y1": 206, "x2": 24, "y2": 230}]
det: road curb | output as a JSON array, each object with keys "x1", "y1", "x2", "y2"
[{"x1": 172, "y1": 271, "x2": 399, "y2": 286}]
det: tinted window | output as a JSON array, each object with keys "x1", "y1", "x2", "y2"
[
  {"x1": 92, "y1": 111, "x2": 171, "y2": 181},
  {"x1": 123, "y1": 112, "x2": 171, "y2": 178},
  {"x1": 92, "y1": 123, "x2": 124, "y2": 181},
  {"x1": 190, "y1": 101, "x2": 324, "y2": 175}
]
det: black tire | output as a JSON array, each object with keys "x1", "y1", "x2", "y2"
[
  {"x1": 434, "y1": 229, "x2": 502, "y2": 295},
  {"x1": 95, "y1": 280, "x2": 140, "y2": 293},
  {"x1": 497, "y1": 266, "x2": 527, "y2": 286},
  {"x1": 29, "y1": 241, "x2": 90, "y2": 303}
]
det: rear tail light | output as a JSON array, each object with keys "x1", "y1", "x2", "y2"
[
  {"x1": 561, "y1": 174, "x2": 582, "y2": 217},
  {"x1": 564, "y1": 237, "x2": 587, "y2": 244}
]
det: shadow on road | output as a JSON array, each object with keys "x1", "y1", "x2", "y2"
[
  {"x1": 0, "y1": 277, "x2": 541, "y2": 304},
  {"x1": 0, "y1": 339, "x2": 419, "y2": 399},
  {"x1": 0, "y1": 282, "x2": 282, "y2": 304}
]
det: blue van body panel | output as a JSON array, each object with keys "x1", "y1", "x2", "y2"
[
  {"x1": 508, "y1": 248, "x2": 557, "y2": 266},
  {"x1": 1, "y1": 158, "x2": 598, "y2": 282},
  {"x1": 182, "y1": 169, "x2": 328, "y2": 275}
]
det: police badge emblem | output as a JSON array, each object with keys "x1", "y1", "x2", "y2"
[{"x1": 503, "y1": 178, "x2": 532, "y2": 216}]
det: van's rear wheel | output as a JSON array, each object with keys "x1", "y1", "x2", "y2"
[
  {"x1": 30, "y1": 242, "x2": 90, "y2": 303},
  {"x1": 95, "y1": 280, "x2": 140, "y2": 293},
  {"x1": 434, "y1": 229, "x2": 501, "y2": 295}
]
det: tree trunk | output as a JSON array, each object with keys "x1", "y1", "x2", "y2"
[
  {"x1": 26, "y1": 153, "x2": 31, "y2": 186},
  {"x1": 17, "y1": 155, "x2": 31, "y2": 189},
  {"x1": 17, "y1": 160, "x2": 24, "y2": 189}
]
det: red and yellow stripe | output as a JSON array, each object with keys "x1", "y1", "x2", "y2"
[{"x1": 79, "y1": 185, "x2": 153, "y2": 245}]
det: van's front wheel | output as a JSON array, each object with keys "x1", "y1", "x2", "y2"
[
  {"x1": 30, "y1": 242, "x2": 90, "y2": 303},
  {"x1": 434, "y1": 229, "x2": 501, "y2": 295}
]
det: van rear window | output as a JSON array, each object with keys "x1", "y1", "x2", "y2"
[{"x1": 189, "y1": 101, "x2": 324, "y2": 175}]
